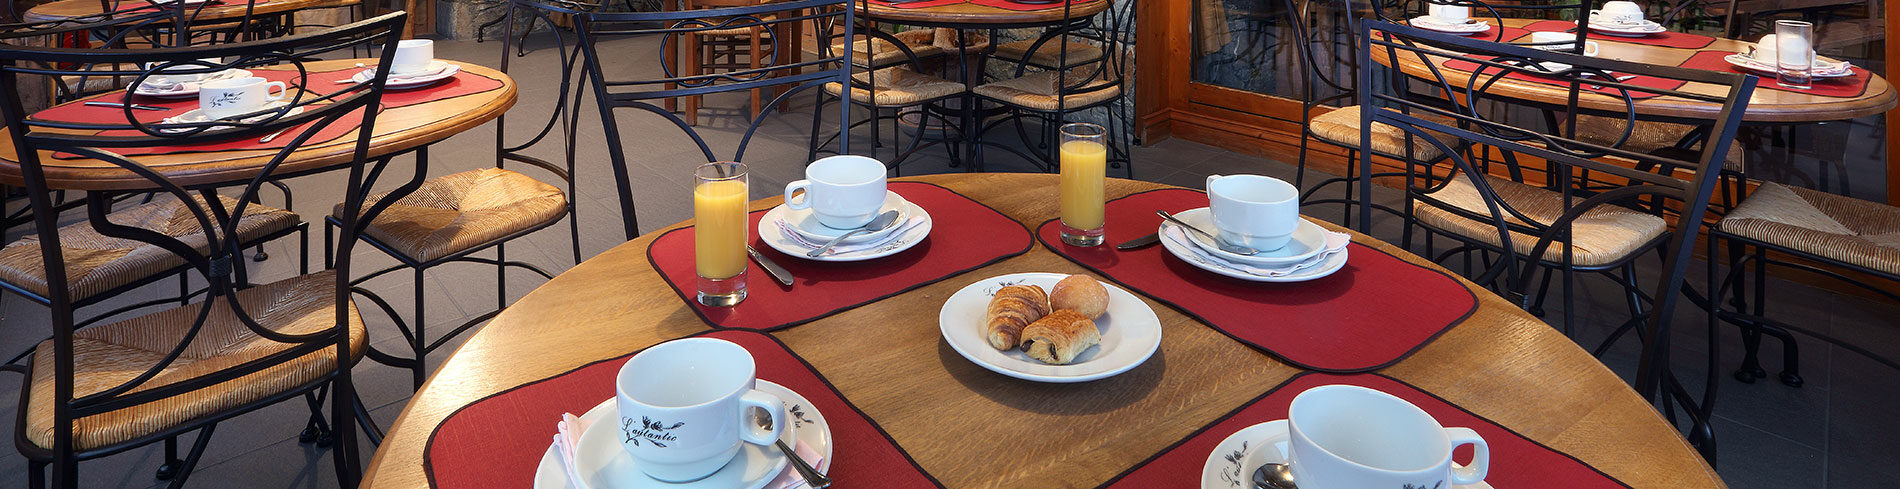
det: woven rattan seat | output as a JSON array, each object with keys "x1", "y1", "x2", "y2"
[
  {"x1": 690, "y1": 14, "x2": 779, "y2": 36},
  {"x1": 0, "y1": 196, "x2": 298, "y2": 302},
  {"x1": 992, "y1": 37, "x2": 1104, "y2": 68},
  {"x1": 1721, "y1": 183, "x2": 1900, "y2": 275},
  {"x1": 972, "y1": 69, "x2": 1121, "y2": 111},
  {"x1": 1309, "y1": 105, "x2": 1450, "y2": 161},
  {"x1": 839, "y1": 29, "x2": 943, "y2": 69},
  {"x1": 824, "y1": 67, "x2": 964, "y2": 107},
  {"x1": 1416, "y1": 174, "x2": 1668, "y2": 267},
  {"x1": 335, "y1": 168, "x2": 566, "y2": 263},
  {"x1": 1575, "y1": 115, "x2": 1743, "y2": 171},
  {"x1": 23, "y1": 270, "x2": 365, "y2": 451}
]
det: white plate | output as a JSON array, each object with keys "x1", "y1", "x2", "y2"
[
  {"x1": 1160, "y1": 226, "x2": 1348, "y2": 283},
  {"x1": 132, "y1": 69, "x2": 252, "y2": 98},
  {"x1": 155, "y1": 102, "x2": 302, "y2": 133},
  {"x1": 353, "y1": 61, "x2": 460, "y2": 89},
  {"x1": 782, "y1": 190, "x2": 913, "y2": 242},
  {"x1": 1165, "y1": 208, "x2": 1327, "y2": 267},
  {"x1": 1586, "y1": 18, "x2": 1665, "y2": 36},
  {"x1": 1409, "y1": 16, "x2": 1490, "y2": 34},
  {"x1": 758, "y1": 198, "x2": 931, "y2": 262},
  {"x1": 534, "y1": 380, "x2": 831, "y2": 489},
  {"x1": 938, "y1": 272, "x2": 1161, "y2": 383},
  {"x1": 1201, "y1": 421, "x2": 1288, "y2": 489},
  {"x1": 1723, "y1": 53, "x2": 1855, "y2": 78},
  {"x1": 1234, "y1": 419, "x2": 1494, "y2": 489}
]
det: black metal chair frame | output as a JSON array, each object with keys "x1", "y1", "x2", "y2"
[
  {"x1": 807, "y1": 20, "x2": 968, "y2": 174},
  {"x1": 0, "y1": 13, "x2": 409, "y2": 488},
  {"x1": 970, "y1": 0, "x2": 1133, "y2": 177},
  {"x1": 1357, "y1": 19, "x2": 1757, "y2": 463}
]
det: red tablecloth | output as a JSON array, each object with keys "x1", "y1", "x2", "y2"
[
  {"x1": 867, "y1": 0, "x2": 964, "y2": 8},
  {"x1": 1036, "y1": 189, "x2": 1477, "y2": 372},
  {"x1": 1099, "y1": 372, "x2": 1633, "y2": 489},
  {"x1": 423, "y1": 330, "x2": 941, "y2": 489},
  {"x1": 1524, "y1": 19, "x2": 1716, "y2": 49},
  {"x1": 1678, "y1": 50, "x2": 1871, "y2": 98},
  {"x1": 968, "y1": 0, "x2": 1087, "y2": 11},
  {"x1": 649, "y1": 181, "x2": 1032, "y2": 331}
]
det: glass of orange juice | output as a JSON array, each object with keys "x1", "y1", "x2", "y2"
[
  {"x1": 695, "y1": 162, "x2": 749, "y2": 306},
  {"x1": 1059, "y1": 123, "x2": 1108, "y2": 246}
]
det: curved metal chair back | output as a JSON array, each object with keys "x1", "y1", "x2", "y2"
[
  {"x1": 1006, "y1": 0, "x2": 1132, "y2": 112},
  {"x1": 0, "y1": 13, "x2": 405, "y2": 486}
]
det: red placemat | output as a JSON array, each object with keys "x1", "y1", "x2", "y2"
[
  {"x1": 1097, "y1": 372, "x2": 1633, "y2": 489},
  {"x1": 255, "y1": 65, "x2": 508, "y2": 108},
  {"x1": 867, "y1": 0, "x2": 965, "y2": 8},
  {"x1": 119, "y1": 0, "x2": 270, "y2": 13},
  {"x1": 1679, "y1": 49, "x2": 1870, "y2": 97},
  {"x1": 1442, "y1": 58, "x2": 1688, "y2": 99},
  {"x1": 1524, "y1": 19, "x2": 1715, "y2": 49},
  {"x1": 423, "y1": 330, "x2": 944, "y2": 489},
  {"x1": 968, "y1": 0, "x2": 1088, "y2": 11},
  {"x1": 1035, "y1": 189, "x2": 1476, "y2": 372},
  {"x1": 649, "y1": 181, "x2": 1032, "y2": 331},
  {"x1": 1468, "y1": 25, "x2": 1532, "y2": 44}
]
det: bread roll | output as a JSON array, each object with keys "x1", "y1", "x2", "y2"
[
  {"x1": 1050, "y1": 275, "x2": 1109, "y2": 319},
  {"x1": 985, "y1": 285, "x2": 1050, "y2": 350},
  {"x1": 1021, "y1": 309, "x2": 1101, "y2": 365}
]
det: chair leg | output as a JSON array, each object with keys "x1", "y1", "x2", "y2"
[
  {"x1": 748, "y1": 33, "x2": 763, "y2": 122},
  {"x1": 331, "y1": 376, "x2": 363, "y2": 489},
  {"x1": 684, "y1": 35, "x2": 703, "y2": 126},
  {"x1": 160, "y1": 425, "x2": 216, "y2": 489},
  {"x1": 29, "y1": 460, "x2": 45, "y2": 489},
  {"x1": 155, "y1": 436, "x2": 183, "y2": 480},
  {"x1": 411, "y1": 267, "x2": 427, "y2": 390}
]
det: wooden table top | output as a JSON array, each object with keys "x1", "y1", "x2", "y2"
[
  {"x1": 22, "y1": 0, "x2": 336, "y2": 23},
  {"x1": 359, "y1": 173, "x2": 1725, "y2": 489},
  {"x1": 0, "y1": 58, "x2": 516, "y2": 191},
  {"x1": 1382, "y1": 18, "x2": 1896, "y2": 123},
  {"x1": 860, "y1": 0, "x2": 1109, "y2": 27}
]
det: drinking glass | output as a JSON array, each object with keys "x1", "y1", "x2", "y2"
[
  {"x1": 1776, "y1": 20, "x2": 1814, "y2": 89},
  {"x1": 694, "y1": 162, "x2": 748, "y2": 306},
  {"x1": 1059, "y1": 123, "x2": 1108, "y2": 247}
]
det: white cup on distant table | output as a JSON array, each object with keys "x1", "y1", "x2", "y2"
[
  {"x1": 1205, "y1": 174, "x2": 1300, "y2": 252},
  {"x1": 198, "y1": 76, "x2": 286, "y2": 120},
  {"x1": 1751, "y1": 34, "x2": 1814, "y2": 66},
  {"x1": 1287, "y1": 385, "x2": 1491, "y2": 489},
  {"x1": 784, "y1": 155, "x2": 888, "y2": 229},
  {"x1": 391, "y1": 39, "x2": 435, "y2": 76},
  {"x1": 1530, "y1": 31, "x2": 1601, "y2": 57},
  {"x1": 1428, "y1": 3, "x2": 1470, "y2": 24},
  {"x1": 1592, "y1": 0, "x2": 1645, "y2": 24},
  {"x1": 144, "y1": 57, "x2": 221, "y2": 85},
  {"x1": 614, "y1": 338, "x2": 787, "y2": 482}
]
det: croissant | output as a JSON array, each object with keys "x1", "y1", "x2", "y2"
[
  {"x1": 985, "y1": 285, "x2": 1050, "y2": 350},
  {"x1": 1021, "y1": 309, "x2": 1101, "y2": 365}
]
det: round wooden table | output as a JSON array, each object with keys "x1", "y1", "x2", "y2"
[
  {"x1": 1382, "y1": 19, "x2": 1896, "y2": 123},
  {"x1": 22, "y1": 0, "x2": 334, "y2": 23},
  {"x1": 860, "y1": 0, "x2": 1110, "y2": 28},
  {"x1": 0, "y1": 58, "x2": 516, "y2": 190},
  {"x1": 361, "y1": 173, "x2": 1724, "y2": 489}
]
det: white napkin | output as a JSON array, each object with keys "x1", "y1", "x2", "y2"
[
  {"x1": 763, "y1": 440, "x2": 826, "y2": 489},
  {"x1": 554, "y1": 413, "x2": 590, "y2": 488},
  {"x1": 1164, "y1": 226, "x2": 1351, "y2": 277},
  {"x1": 775, "y1": 216, "x2": 925, "y2": 256}
]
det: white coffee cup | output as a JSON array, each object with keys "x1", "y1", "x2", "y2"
[
  {"x1": 1205, "y1": 174, "x2": 1299, "y2": 251},
  {"x1": 1530, "y1": 31, "x2": 1601, "y2": 57},
  {"x1": 1592, "y1": 0, "x2": 1645, "y2": 24},
  {"x1": 1428, "y1": 3, "x2": 1469, "y2": 23},
  {"x1": 391, "y1": 39, "x2": 435, "y2": 75},
  {"x1": 1288, "y1": 385, "x2": 1491, "y2": 489},
  {"x1": 784, "y1": 155, "x2": 889, "y2": 229},
  {"x1": 198, "y1": 76, "x2": 286, "y2": 120},
  {"x1": 614, "y1": 337, "x2": 787, "y2": 482},
  {"x1": 1751, "y1": 34, "x2": 1814, "y2": 66}
]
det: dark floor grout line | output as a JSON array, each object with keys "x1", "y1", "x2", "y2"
[{"x1": 1713, "y1": 413, "x2": 1825, "y2": 451}]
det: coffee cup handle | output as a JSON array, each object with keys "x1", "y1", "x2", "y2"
[
  {"x1": 1205, "y1": 174, "x2": 1222, "y2": 190},
  {"x1": 1583, "y1": 41, "x2": 1600, "y2": 57},
  {"x1": 736, "y1": 391, "x2": 786, "y2": 446},
  {"x1": 784, "y1": 180, "x2": 812, "y2": 210},
  {"x1": 264, "y1": 81, "x2": 288, "y2": 102},
  {"x1": 1445, "y1": 427, "x2": 1489, "y2": 485}
]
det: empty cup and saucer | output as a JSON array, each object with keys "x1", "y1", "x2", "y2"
[
  {"x1": 1160, "y1": 174, "x2": 1350, "y2": 283},
  {"x1": 133, "y1": 58, "x2": 248, "y2": 98},
  {"x1": 1726, "y1": 34, "x2": 1855, "y2": 78},
  {"x1": 355, "y1": 39, "x2": 462, "y2": 89},
  {"x1": 155, "y1": 76, "x2": 302, "y2": 132},
  {"x1": 758, "y1": 155, "x2": 932, "y2": 262},
  {"x1": 1200, "y1": 385, "x2": 1494, "y2": 489},
  {"x1": 1410, "y1": 4, "x2": 1489, "y2": 34},
  {"x1": 1587, "y1": 0, "x2": 1665, "y2": 36}
]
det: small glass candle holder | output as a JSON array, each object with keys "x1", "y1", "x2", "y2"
[
  {"x1": 694, "y1": 162, "x2": 749, "y2": 307},
  {"x1": 1775, "y1": 20, "x2": 1814, "y2": 89},
  {"x1": 1058, "y1": 122, "x2": 1108, "y2": 247}
]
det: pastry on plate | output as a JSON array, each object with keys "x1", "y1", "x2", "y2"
[
  {"x1": 1050, "y1": 274, "x2": 1109, "y2": 319},
  {"x1": 985, "y1": 284, "x2": 1050, "y2": 350},
  {"x1": 1021, "y1": 309, "x2": 1101, "y2": 365}
]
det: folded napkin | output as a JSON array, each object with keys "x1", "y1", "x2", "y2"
[
  {"x1": 763, "y1": 440, "x2": 826, "y2": 489},
  {"x1": 554, "y1": 413, "x2": 590, "y2": 487},
  {"x1": 775, "y1": 216, "x2": 926, "y2": 256},
  {"x1": 1164, "y1": 226, "x2": 1351, "y2": 278}
]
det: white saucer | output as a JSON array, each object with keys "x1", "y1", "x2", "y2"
[
  {"x1": 938, "y1": 272, "x2": 1161, "y2": 383},
  {"x1": 132, "y1": 69, "x2": 252, "y2": 98},
  {"x1": 355, "y1": 60, "x2": 460, "y2": 89},
  {"x1": 758, "y1": 197, "x2": 931, "y2": 262},
  {"x1": 1587, "y1": 18, "x2": 1665, "y2": 36},
  {"x1": 533, "y1": 380, "x2": 832, "y2": 489},
  {"x1": 1409, "y1": 16, "x2": 1490, "y2": 34},
  {"x1": 155, "y1": 102, "x2": 302, "y2": 133},
  {"x1": 1723, "y1": 53, "x2": 1854, "y2": 78},
  {"x1": 1163, "y1": 208, "x2": 1326, "y2": 267},
  {"x1": 782, "y1": 190, "x2": 912, "y2": 242},
  {"x1": 1160, "y1": 225, "x2": 1348, "y2": 283},
  {"x1": 1231, "y1": 419, "x2": 1494, "y2": 489}
]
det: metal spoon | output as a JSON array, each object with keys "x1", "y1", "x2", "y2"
[
  {"x1": 806, "y1": 210, "x2": 900, "y2": 258},
  {"x1": 1252, "y1": 463, "x2": 1298, "y2": 489},
  {"x1": 1155, "y1": 210, "x2": 1259, "y2": 256},
  {"x1": 751, "y1": 408, "x2": 832, "y2": 488}
]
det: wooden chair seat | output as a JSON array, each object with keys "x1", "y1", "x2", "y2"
[
  {"x1": 333, "y1": 168, "x2": 566, "y2": 263},
  {"x1": 823, "y1": 67, "x2": 963, "y2": 107},
  {"x1": 23, "y1": 271, "x2": 365, "y2": 451},
  {"x1": 0, "y1": 196, "x2": 299, "y2": 302},
  {"x1": 1416, "y1": 174, "x2": 1668, "y2": 267},
  {"x1": 837, "y1": 29, "x2": 943, "y2": 69},
  {"x1": 991, "y1": 37, "x2": 1104, "y2": 69},
  {"x1": 972, "y1": 69, "x2": 1121, "y2": 111},
  {"x1": 1309, "y1": 105, "x2": 1449, "y2": 160},
  {"x1": 1574, "y1": 115, "x2": 1743, "y2": 171},
  {"x1": 1721, "y1": 183, "x2": 1900, "y2": 274}
]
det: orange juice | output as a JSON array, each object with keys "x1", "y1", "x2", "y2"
[
  {"x1": 1059, "y1": 139, "x2": 1108, "y2": 230},
  {"x1": 694, "y1": 179, "x2": 748, "y2": 280}
]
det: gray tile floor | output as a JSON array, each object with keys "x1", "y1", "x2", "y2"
[{"x1": 1, "y1": 33, "x2": 1897, "y2": 489}]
